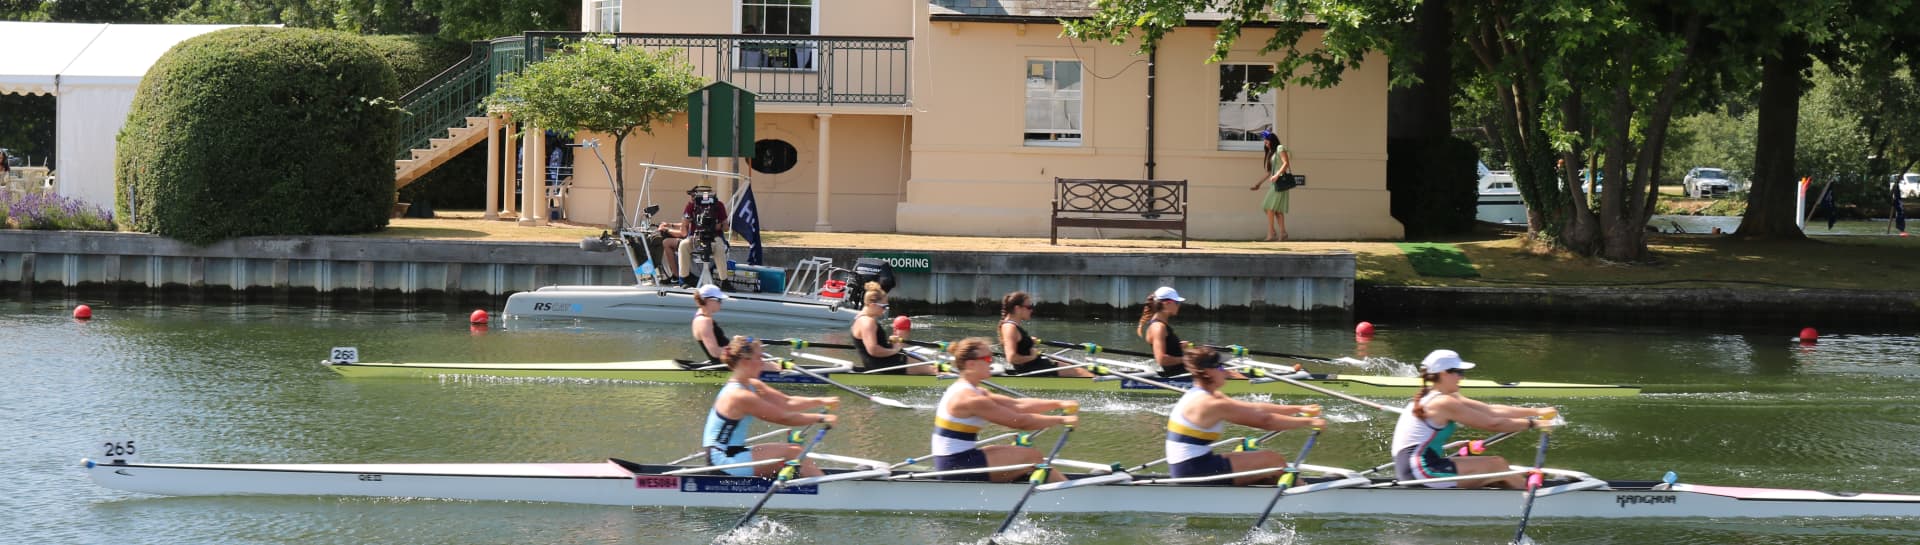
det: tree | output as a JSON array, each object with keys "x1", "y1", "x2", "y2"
[
  {"x1": 413, "y1": 0, "x2": 574, "y2": 42},
  {"x1": 486, "y1": 38, "x2": 703, "y2": 228}
]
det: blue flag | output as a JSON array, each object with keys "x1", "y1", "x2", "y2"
[{"x1": 733, "y1": 185, "x2": 765, "y2": 265}]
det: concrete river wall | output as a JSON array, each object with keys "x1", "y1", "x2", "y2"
[{"x1": 0, "y1": 231, "x2": 1354, "y2": 318}]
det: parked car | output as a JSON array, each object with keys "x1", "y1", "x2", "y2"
[
  {"x1": 1684, "y1": 167, "x2": 1735, "y2": 198},
  {"x1": 1893, "y1": 173, "x2": 1920, "y2": 199}
]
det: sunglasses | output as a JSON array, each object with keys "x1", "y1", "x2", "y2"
[
  {"x1": 875, "y1": 303, "x2": 890, "y2": 309},
  {"x1": 1444, "y1": 369, "x2": 1467, "y2": 376}
]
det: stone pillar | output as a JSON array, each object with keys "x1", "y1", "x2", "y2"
[
  {"x1": 815, "y1": 113, "x2": 833, "y2": 232},
  {"x1": 484, "y1": 115, "x2": 501, "y2": 220},
  {"x1": 502, "y1": 115, "x2": 518, "y2": 217},
  {"x1": 520, "y1": 127, "x2": 548, "y2": 226}
]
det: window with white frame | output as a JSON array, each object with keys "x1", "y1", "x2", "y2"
[
  {"x1": 591, "y1": 0, "x2": 621, "y2": 32},
  {"x1": 1219, "y1": 63, "x2": 1277, "y2": 150},
  {"x1": 1024, "y1": 59, "x2": 1083, "y2": 145},
  {"x1": 740, "y1": 0, "x2": 814, "y2": 70}
]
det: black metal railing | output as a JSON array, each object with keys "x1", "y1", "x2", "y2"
[{"x1": 525, "y1": 32, "x2": 911, "y2": 105}]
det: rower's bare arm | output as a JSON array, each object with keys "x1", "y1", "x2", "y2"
[
  {"x1": 739, "y1": 395, "x2": 834, "y2": 427},
  {"x1": 1270, "y1": 403, "x2": 1323, "y2": 417},
  {"x1": 1432, "y1": 397, "x2": 1530, "y2": 432},
  {"x1": 1455, "y1": 396, "x2": 1552, "y2": 419},
  {"x1": 998, "y1": 323, "x2": 1027, "y2": 365},
  {"x1": 966, "y1": 396, "x2": 1071, "y2": 430},
  {"x1": 854, "y1": 319, "x2": 899, "y2": 357},
  {"x1": 1146, "y1": 324, "x2": 1180, "y2": 368},
  {"x1": 1220, "y1": 398, "x2": 1324, "y2": 431},
  {"x1": 991, "y1": 394, "x2": 1073, "y2": 414}
]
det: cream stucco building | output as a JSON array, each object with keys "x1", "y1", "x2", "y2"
[{"x1": 553, "y1": 0, "x2": 1401, "y2": 240}]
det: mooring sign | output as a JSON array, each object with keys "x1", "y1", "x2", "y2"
[{"x1": 864, "y1": 252, "x2": 932, "y2": 272}]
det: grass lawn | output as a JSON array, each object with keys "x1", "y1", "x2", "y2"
[{"x1": 377, "y1": 211, "x2": 1920, "y2": 290}]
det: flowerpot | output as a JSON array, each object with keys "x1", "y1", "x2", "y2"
[{"x1": 392, "y1": 202, "x2": 412, "y2": 218}]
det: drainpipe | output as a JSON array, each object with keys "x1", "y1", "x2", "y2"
[{"x1": 1146, "y1": 45, "x2": 1157, "y2": 180}]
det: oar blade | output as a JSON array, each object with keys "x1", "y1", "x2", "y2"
[{"x1": 869, "y1": 395, "x2": 913, "y2": 410}]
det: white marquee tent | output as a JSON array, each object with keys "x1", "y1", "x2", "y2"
[{"x1": 0, "y1": 22, "x2": 249, "y2": 208}]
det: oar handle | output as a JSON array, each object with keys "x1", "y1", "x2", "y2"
[{"x1": 1204, "y1": 343, "x2": 1338, "y2": 364}]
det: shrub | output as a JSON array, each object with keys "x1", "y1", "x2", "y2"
[
  {"x1": 362, "y1": 34, "x2": 471, "y2": 91},
  {"x1": 116, "y1": 27, "x2": 401, "y2": 245},
  {"x1": 3, "y1": 189, "x2": 114, "y2": 230}
]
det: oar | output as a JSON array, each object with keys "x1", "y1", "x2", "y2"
[
  {"x1": 903, "y1": 348, "x2": 1032, "y2": 397},
  {"x1": 1049, "y1": 353, "x2": 1186, "y2": 393},
  {"x1": 1249, "y1": 373, "x2": 1404, "y2": 414},
  {"x1": 1359, "y1": 431, "x2": 1518, "y2": 475},
  {"x1": 666, "y1": 427, "x2": 795, "y2": 465},
  {"x1": 727, "y1": 413, "x2": 833, "y2": 533},
  {"x1": 763, "y1": 338, "x2": 860, "y2": 351},
  {"x1": 1039, "y1": 339, "x2": 1156, "y2": 359},
  {"x1": 986, "y1": 422, "x2": 1076, "y2": 544},
  {"x1": 1206, "y1": 343, "x2": 1368, "y2": 366},
  {"x1": 1511, "y1": 429, "x2": 1553, "y2": 544},
  {"x1": 764, "y1": 356, "x2": 912, "y2": 409},
  {"x1": 1248, "y1": 426, "x2": 1323, "y2": 536}
]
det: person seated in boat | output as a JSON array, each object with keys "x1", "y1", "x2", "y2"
[
  {"x1": 692, "y1": 284, "x2": 779, "y2": 372},
  {"x1": 933, "y1": 337, "x2": 1079, "y2": 482},
  {"x1": 998, "y1": 291, "x2": 1092, "y2": 378},
  {"x1": 1138, "y1": 287, "x2": 1242, "y2": 379},
  {"x1": 851, "y1": 282, "x2": 933, "y2": 375},
  {"x1": 706, "y1": 336, "x2": 840, "y2": 478},
  {"x1": 1166, "y1": 346, "x2": 1325, "y2": 485},
  {"x1": 1391, "y1": 349, "x2": 1559, "y2": 489},
  {"x1": 657, "y1": 187, "x2": 729, "y2": 287}
]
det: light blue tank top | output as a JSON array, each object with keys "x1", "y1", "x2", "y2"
[{"x1": 703, "y1": 381, "x2": 756, "y2": 450}]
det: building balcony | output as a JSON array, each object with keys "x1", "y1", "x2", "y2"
[{"x1": 524, "y1": 32, "x2": 910, "y2": 107}]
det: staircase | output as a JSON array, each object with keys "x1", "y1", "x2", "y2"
[{"x1": 393, "y1": 37, "x2": 526, "y2": 189}]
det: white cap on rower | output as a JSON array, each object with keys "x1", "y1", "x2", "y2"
[
  {"x1": 1421, "y1": 349, "x2": 1476, "y2": 374},
  {"x1": 1151, "y1": 286, "x2": 1186, "y2": 302},
  {"x1": 697, "y1": 284, "x2": 730, "y2": 300}
]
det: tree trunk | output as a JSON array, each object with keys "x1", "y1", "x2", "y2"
[
  {"x1": 611, "y1": 132, "x2": 628, "y2": 229},
  {"x1": 1736, "y1": 35, "x2": 1811, "y2": 240}
]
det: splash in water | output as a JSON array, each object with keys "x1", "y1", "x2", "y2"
[
  {"x1": 713, "y1": 516, "x2": 795, "y2": 545},
  {"x1": 972, "y1": 517, "x2": 1067, "y2": 545},
  {"x1": 1236, "y1": 519, "x2": 1302, "y2": 545}
]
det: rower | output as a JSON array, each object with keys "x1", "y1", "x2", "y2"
[
  {"x1": 1166, "y1": 346, "x2": 1325, "y2": 485},
  {"x1": 1391, "y1": 349, "x2": 1559, "y2": 489},
  {"x1": 932, "y1": 337, "x2": 1079, "y2": 482},
  {"x1": 851, "y1": 282, "x2": 931, "y2": 375},
  {"x1": 1138, "y1": 287, "x2": 1242, "y2": 378},
  {"x1": 999, "y1": 291, "x2": 1093, "y2": 378},
  {"x1": 704, "y1": 336, "x2": 841, "y2": 478},
  {"x1": 692, "y1": 284, "x2": 777, "y2": 372}
]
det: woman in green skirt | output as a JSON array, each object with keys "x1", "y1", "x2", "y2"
[{"x1": 1248, "y1": 130, "x2": 1293, "y2": 241}]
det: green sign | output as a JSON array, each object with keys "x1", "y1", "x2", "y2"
[
  {"x1": 687, "y1": 82, "x2": 756, "y2": 157},
  {"x1": 865, "y1": 252, "x2": 932, "y2": 272}
]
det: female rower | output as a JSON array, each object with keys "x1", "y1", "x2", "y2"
[
  {"x1": 1165, "y1": 346, "x2": 1325, "y2": 485},
  {"x1": 1137, "y1": 287, "x2": 1241, "y2": 378},
  {"x1": 932, "y1": 337, "x2": 1079, "y2": 482},
  {"x1": 704, "y1": 336, "x2": 841, "y2": 478},
  {"x1": 1391, "y1": 349, "x2": 1558, "y2": 489},
  {"x1": 692, "y1": 285, "x2": 777, "y2": 372},
  {"x1": 999, "y1": 292, "x2": 1093, "y2": 378},
  {"x1": 851, "y1": 282, "x2": 932, "y2": 375}
]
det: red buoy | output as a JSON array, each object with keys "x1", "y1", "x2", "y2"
[
  {"x1": 1355, "y1": 321, "x2": 1376, "y2": 338},
  {"x1": 469, "y1": 309, "x2": 490, "y2": 325},
  {"x1": 73, "y1": 304, "x2": 93, "y2": 320},
  {"x1": 1797, "y1": 327, "x2": 1818, "y2": 343},
  {"x1": 892, "y1": 315, "x2": 912, "y2": 335}
]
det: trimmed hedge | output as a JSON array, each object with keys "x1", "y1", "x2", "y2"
[
  {"x1": 116, "y1": 27, "x2": 401, "y2": 244},
  {"x1": 362, "y1": 34, "x2": 471, "y2": 91}
]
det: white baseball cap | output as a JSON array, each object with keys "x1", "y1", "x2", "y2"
[
  {"x1": 1151, "y1": 286, "x2": 1186, "y2": 302},
  {"x1": 697, "y1": 284, "x2": 730, "y2": 300},
  {"x1": 1421, "y1": 350, "x2": 1476, "y2": 374}
]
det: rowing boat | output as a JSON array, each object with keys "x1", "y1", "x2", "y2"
[
  {"x1": 80, "y1": 457, "x2": 1920, "y2": 519},
  {"x1": 321, "y1": 357, "x2": 1639, "y2": 398}
]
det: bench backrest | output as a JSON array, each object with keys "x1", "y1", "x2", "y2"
[{"x1": 1052, "y1": 178, "x2": 1187, "y2": 216}]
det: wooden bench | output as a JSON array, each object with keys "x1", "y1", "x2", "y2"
[{"x1": 1051, "y1": 178, "x2": 1188, "y2": 248}]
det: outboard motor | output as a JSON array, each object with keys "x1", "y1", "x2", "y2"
[{"x1": 842, "y1": 257, "x2": 897, "y2": 309}]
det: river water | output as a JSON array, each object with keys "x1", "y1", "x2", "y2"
[{"x1": 5, "y1": 300, "x2": 1919, "y2": 544}]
